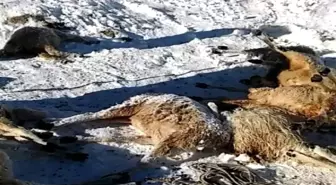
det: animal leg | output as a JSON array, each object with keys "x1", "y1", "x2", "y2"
[
  {"x1": 72, "y1": 135, "x2": 153, "y2": 147},
  {"x1": 2, "y1": 126, "x2": 47, "y2": 145},
  {"x1": 140, "y1": 132, "x2": 181, "y2": 164},
  {"x1": 312, "y1": 146, "x2": 336, "y2": 164},
  {"x1": 141, "y1": 136, "x2": 218, "y2": 166},
  {"x1": 52, "y1": 99, "x2": 141, "y2": 127},
  {"x1": 141, "y1": 130, "x2": 212, "y2": 165},
  {"x1": 252, "y1": 30, "x2": 280, "y2": 52},
  {"x1": 286, "y1": 150, "x2": 336, "y2": 171},
  {"x1": 13, "y1": 136, "x2": 28, "y2": 142}
]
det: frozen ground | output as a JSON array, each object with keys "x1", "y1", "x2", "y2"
[{"x1": 0, "y1": 0, "x2": 336, "y2": 184}]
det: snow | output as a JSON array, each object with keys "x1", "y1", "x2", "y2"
[{"x1": 0, "y1": 0, "x2": 336, "y2": 184}]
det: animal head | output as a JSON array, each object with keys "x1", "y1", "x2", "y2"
[{"x1": 249, "y1": 29, "x2": 336, "y2": 90}]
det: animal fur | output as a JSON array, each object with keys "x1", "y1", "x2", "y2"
[
  {"x1": 229, "y1": 106, "x2": 336, "y2": 170},
  {"x1": 51, "y1": 93, "x2": 336, "y2": 170},
  {"x1": 0, "y1": 26, "x2": 98, "y2": 62},
  {"x1": 243, "y1": 30, "x2": 336, "y2": 91},
  {"x1": 52, "y1": 93, "x2": 232, "y2": 161},
  {"x1": 222, "y1": 85, "x2": 336, "y2": 126},
  {"x1": 242, "y1": 45, "x2": 316, "y2": 88}
]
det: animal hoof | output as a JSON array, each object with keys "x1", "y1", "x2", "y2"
[{"x1": 311, "y1": 74, "x2": 323, "y2": 82}]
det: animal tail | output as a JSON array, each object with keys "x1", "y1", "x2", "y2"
[{"x1": 51, "y1": 102, "x2": 139, "y2": 127}]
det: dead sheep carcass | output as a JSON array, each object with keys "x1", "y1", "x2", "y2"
[{"x1": 50, "y1": 93, "x2": 336, "y2": 170}]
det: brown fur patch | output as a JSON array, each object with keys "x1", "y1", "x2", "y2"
[{"x1": 223, "y1": 85, "x2": 336, "y2": 124}]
